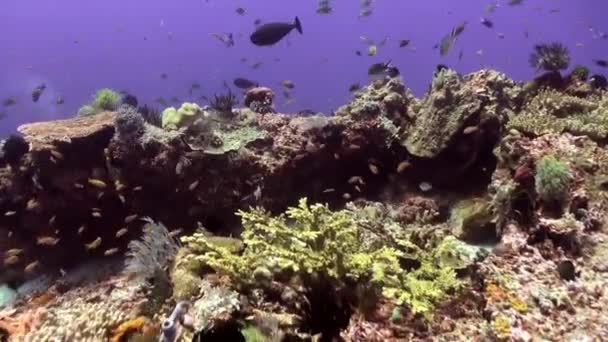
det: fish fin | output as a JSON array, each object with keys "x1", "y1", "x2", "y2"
[{"x1": 294, "y1": 16, "x2": 303, "y2": 34}]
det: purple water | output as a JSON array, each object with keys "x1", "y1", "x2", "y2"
[{"x1": 1, "y1": 0, "x2": 606, "y2": 137}]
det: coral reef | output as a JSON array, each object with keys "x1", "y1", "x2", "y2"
[
  {"x1": 1, "y1": 68, "x2": 608, "y2": 340},
  {"x1": 529, "y1": 42, "x2": 570, "y2": 72}
]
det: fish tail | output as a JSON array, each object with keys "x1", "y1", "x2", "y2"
[{"x1": 294, "y1": 16, "x2": 303, "y2": 34}]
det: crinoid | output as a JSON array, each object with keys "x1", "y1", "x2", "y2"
[
  {"x1": 210, "y1": 90, "x2": 239, "y2": 114},
  {"x1": 529, "y1": 42, "x2": 570, "y2": 72}
]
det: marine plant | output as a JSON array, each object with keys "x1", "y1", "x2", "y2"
[
  {"x1": 124, "y1": 218, "x2": 180, "y2": 282},
  {"x1": 92, "y1": 88, "x2": 121, "y2": 111},
  {"x1": 138, "y1": 105, "x2": 162, "y2": 127},
  {"x1": 535, "y1": 155, "x2": 571, "y2": 206},
  {"x1": 210, "y1": 89, "x2": 238, "y2": 114},
  {"x1": 77, "y1": 104, "x2": 97, "y2": 117},
  {"x1": 180, "y1": 198, "x2": 463, "y2": 319},
  {"x1": 529, "y1": 42, "x2": 570, "y2": 72}
]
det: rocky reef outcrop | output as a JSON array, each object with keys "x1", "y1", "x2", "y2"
[{"x1": 1, "y1": 67, "x2": 608, "y2": 341}]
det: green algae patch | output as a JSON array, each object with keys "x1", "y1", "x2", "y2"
[{"x1": 203, "y1": 125, "x2": 267, "y2": 155}]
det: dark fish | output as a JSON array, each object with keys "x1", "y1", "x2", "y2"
[
  {"x1": 458, "y1": 50, "x2": 464, "y2": 60},
  {"x1": 56, "y1": 96, "x2": 64, "y2": 105},
  {"x1": 2, "y1": 97, "x2": 17, "y2": 107},
  {"x1": 170, "y1": 96, "x2": 180, "y2": 103},
  {"x1": 355, "y1": 50, "x2": 362, "y2": 56},
  {"x1": 359, "y1": 8, "x2": 373, "y2": 17},
  {"x1": 589, "y1": 74, "x2": 607, "y2": 89},
  {"x1": 368, "y1": 61, "x2": 399, "y2": 77},
  {"x1": 348, "y1": 83, "x2": 361, "y2": 92},
  {"x1": 254, "y1": 19, "x2": 262, "y2": 26},
  {"x1": 0, "y1": 111, "x2": 6, "y2": 120},
  {"x1": 439, "y1": 34, "x2": 455, "y2": 56},
  {"x1": 240, "y1": 57, "x2": 248, "y2": 62},
  {"x1": 594, "y1": 59, "x2": 608, "y2": 67},
  {"x1": 235, "y1": 7, "x2": 246, "y2": 15},
  {"x1": 189, "y1": 82, "x2": 201, "y2": 95},
  {"x1": 31, "y1": 83, "x2": 46, "y2": 102},
  {"x1": 480, "y1": 17, "x2": 493, "y2": 29},
  {"x1": 549, "y1": 8, "x2": 560, "y2": 13},
  {"x1": 155, "y1": 97, "x2": 168, "y2": 107},
  {"x1": 524, "y1": 28, "x2": 529, "y2": 38},
  {"x1": 317, "y1": 4, "x2": 333, "y2": 14},
  {"x1": 282, "y1": 90, "x2": 291, "y2": 99},
  {"x1": 160, "y1": 73, "x2": 168, "y2": 79},
  {"x1": 496, "y1": 32, "x2": 505, "y2": 39},
  {"x1": 399, "y1": 39, "x2": 410, "y2": 47},
  {"x1": 361, "y1": 0, "x2": 372, "y2": 6},
  {"x1": 210, "y1": 33, "x2": 235, "y2": 47},
  {"x1": 250, "y1": 17, "x2": 303, "y2": 46},
  {"x1": 508, "y1": 0, "x2": 524, "y2": 5},
  {"x1": 451, "y1": 21, "x2": 467, "y2": 37},
  {"x1": 281, "y1": 80, "x2": 295, "y2": 89},
  {"x1": 233, "y1": 78, "x2": 258, "y2": 89},
  {"x1": 484, "y1": 3, "x2": 498, "y2": 13},
  {"x1": 250, "y1": 61, "x2": 263, "y2": 69}
]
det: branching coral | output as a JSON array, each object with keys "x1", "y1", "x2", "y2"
[
  {"x1": 180, "y1": 199, "x2": 465, "y2": 319},
  {"x1": 535, "y1": 155, "x2": 571, "y2": 206},
  {"x1": 92, "y1": 88, "x2": 121, "y2": 111},
  {"x1": 124, "y1": 218, "x2": 180, "y2": 282},
  {"x1": 529, "y1": 42, "x2": 570, "y2": 72}
]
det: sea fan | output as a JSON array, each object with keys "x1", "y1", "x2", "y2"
[
  {"x1": 138, "y1": 105, "x2": 162, "y2": 127},
  {"x1": 124, "y1": 218, "x2": 180, "y2": 281},
  {"x1": 529, "y1": 42, "x2": 570, "y2": 72}
]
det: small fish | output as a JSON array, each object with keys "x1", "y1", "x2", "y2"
[
  {"x1": 2, "y1": 97, "x2": 17, "y2": 107},
  {"x1": 170, "y1": 96, "x2": 180, "y2": 103},
  {"x1": 348, "y1": 176, "x2": 364, "y2": 185},
  {"x1": 116, "y1": 228, "x2": 129, "y2": 238},
  {"x1": 250, "y1": 61, "x2": 264, "y2": 69},
  {"x1": 281, "y1": 80, "x2": 295, "y2": 89},
  {"x1": 88, "y1": 178, "x2": 107, "y2": 189},
  {"x1": 458, "y1": 50, "x2": 464, "y2": 61},
  {"x1": 160, "y1": 73, "x2": 168, "y2": 79},
  {"x1": 124, "y1": 214, "x2": 139, "y2": 223},
  {"x1": 50, "y1": 149, "x2": 64, "y2": 160},
  {"x1": 359, "y1": 8, "x2": 373, "y2": 17},
  {"x1": 316, "y1": 4, "x2": 333, "y2": 14},
  {"x1": 240, "y1": 57, "x2": 248, "y2": 63},
  {"x1": 189, "y1": 180, "x2": 199, "y2": 191},
  {"x1": 343, "y1": 193, "x2": 352, "y2": 199},
  {"x1": 25, "y1": 261, "x2": 40, "y2": 273},
  {"x1": 399, "y1": 39, "x2": 410, "y2": 47},
  {"x1": 463, "y1": 126, "x2": 479, "y2": 134},
  {"x1": 593, "y1": 60, "x2": 608, "y2": 67},
  {"x1": 4, "y1": 255, "x2": 19, "y2": 266},
  {"x1": 348, "y1": 83, "x2": 361, "y2": 92},
  {"x1": 26, "y1": 199, "x2": 40, "y2": 210},
  {"x1": 367, "y1": 45, "x2": 377, "y2": 56},
  {"x1": 250, "y1": 17, "x2": 303, "y2": 46},
  {"x1": 55, "y1": 96, "x2": 64, "y2": 105},
  {"x1": 378, "y1": 36, "x2": 389, "y2": 47},
  {"x1": 397, "y1": 161, "x2": 410, "y2": 173},
  {"x1": 78, "y1": 225, "x2": 86, "y2": 234},
  {"x1": 484, "y1": 3, "x2": 498, "y2": 13},
  {"x1": 104, "y1": 248, "x2": 119, "y2": 256},
  {"x1": 476, "y1": 49, "x2": 484, "y2": 56},
  {"x1": 419, "y1": 182, "x2": 433, "y2": 192},
  {"x1": 254, "y1": 19, "x2": 262, "y2": 26},
  {"x1": 576, "y1": 42, "x2": 584, "y2": 48},
  {"x1": 508, "y1": 0, "x2": 524, "y2": 5},
  {"x1": 233, "y1": 78, "x2": 259, "y2": 89},
  {"x1": 549, "y1": 8, "x2": 560, "y2": 14},
  {"x1": 133, "y1": 185, "x2": 143, "y2": 191},
  {"x1": 49, "y1": 215, "x2": 56, "y2": 225},
  {"x1": 85, "y1": 237, "x2": 102, "y2": 250},
  {"x1": 368, "y1": 164, "x2": 380, "y2": 175},
  {"x1": 210, "y1": 33, "x2": 235, "y2": 47},
  {"x1": 189, "y1": 82, "x2": 201, "y2": 95},
  {"x1": 31, "y1": 83, "x2": 46, "y2": 102},
  {"x1": 155, "y1": 97, "x2": 168, "y2": 106},
  {"x1": 5, "y1": 248, "x2": 24, "y2": 257},
  {"x1": 37, "y1": 236, "x2": 60, "y2": 246},
  {"x1": 235, "y1": 7, "x2": 246, "y2": 15},
  {"x1": 4, "y1": 211, "x2": 16, "y2": 217},
  {"x1": 496, "y1": 32, "x2": 505, "y2": 39},
  {"x1": 322, "y1": 188, "x2": 335, "y2": 193},
  {"x1": 480, "y1": 17, "x2": 493, "y2": 29},
  {"x1": 355, "y1": 50, "x2": 362, "y2": 56}
]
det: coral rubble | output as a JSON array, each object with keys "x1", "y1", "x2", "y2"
[{"x1": 1, "y1": 68, "x2": 608, "y2": 340}]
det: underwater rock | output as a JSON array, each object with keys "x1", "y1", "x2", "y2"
[
  {"x1": 18, "y1": 111, "x2": 116, "y2": 150},
  {"x1": 404, "y1": 69, "x2": 521, "y2": 158},
  {"x1": 450, "y1": 198, "x2": 496, "y2": 243}
]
